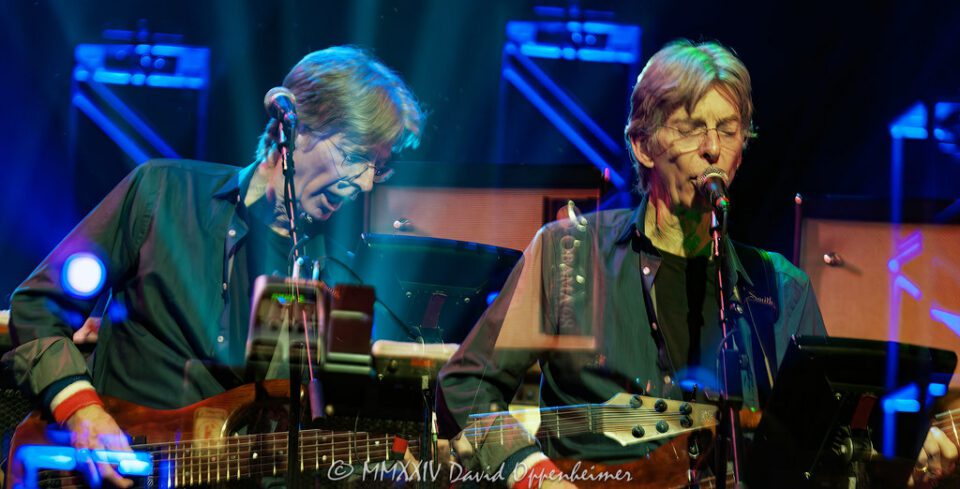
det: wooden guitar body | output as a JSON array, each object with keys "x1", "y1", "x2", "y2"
[
  {"x1": 550, "y1": 431, "x2": 715, "y2": 489},
  {"x1": 7, "y1": 380, "x2": 412, "y2": 488}
]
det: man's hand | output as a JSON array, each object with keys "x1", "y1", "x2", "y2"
[
  {"x1": 72, "y1": 317, "x2": 101, "y2": 345},
  {"x1": 909, "y1": 426, "x2": 958, "y2": 488},
  {"x1": 65, "y1": 404, "x2": 134, "y2": 488}
]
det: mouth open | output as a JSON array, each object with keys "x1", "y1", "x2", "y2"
[{"x1": 316, "y1": 192, "x2": 342, "y2": 217}]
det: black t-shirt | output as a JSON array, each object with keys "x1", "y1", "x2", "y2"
[{"x1": 655, "y1": 250, "x2": 724, "y2": 393}]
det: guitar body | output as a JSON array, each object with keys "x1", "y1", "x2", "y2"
[
  {"x1": 6, "y1": 380, "x2": 411, "y2": 488},
  {"x1": 483, "y1": 397, "x2": 764, "y2": 489},
  {"x1": 548, "y1": 431, "x2": 717, "y2": 489}
]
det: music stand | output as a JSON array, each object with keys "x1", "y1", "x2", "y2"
[
  {"x1": 747, "y1": 335, "x2": 956, "y2": 488},
  {"x1": 353, "y1": 233, "x2": 522, "y2": 344}
]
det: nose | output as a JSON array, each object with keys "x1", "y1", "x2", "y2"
[
  {"x1": 700, "y1": 128, "x2": 721, "y2": 163},
  {"x1": 352, "y1": 167, "x2": 375, "y2": 193}
]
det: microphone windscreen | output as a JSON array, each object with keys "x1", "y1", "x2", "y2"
[
  {"x1": 264, "y1": 86, "x2": 296, "y2": 112},
  {"x1": 695, "y1": 167, "x2": 729, "y2": 191}
]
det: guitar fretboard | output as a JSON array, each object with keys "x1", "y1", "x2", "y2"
[{"x1": 38, "y1": 429, "x2": 418, "y2": 488}]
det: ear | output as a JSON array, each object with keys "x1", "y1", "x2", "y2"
[{"x1": 630, "y1": 137, "x2": 655, "y2": 169}]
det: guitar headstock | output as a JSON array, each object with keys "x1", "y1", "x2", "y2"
[{"x1": 599, "y1": 393, "x2": 718, "y2": 446}]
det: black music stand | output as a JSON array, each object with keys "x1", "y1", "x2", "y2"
[
  {"x1": 354, "y1": 233, "x2": 522, "y2": 344},
  {"x1": 747, "y1": 335, "x2": 957, "y2": 488}
]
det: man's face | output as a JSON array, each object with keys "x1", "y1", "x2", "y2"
[
  {"x1": 286, "y1": 132, "x2": 392, "y2": 221},
  {"x1": 632, "y1": 86, "x2": 745, "y2": 211}
]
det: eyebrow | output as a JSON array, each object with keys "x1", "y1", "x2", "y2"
[
  {"x1": 672, "y1": 115, "x2": 741, "y2": 126},
  {"x1": 335, "y1": 141, "x2": 371, "y2": 159}
]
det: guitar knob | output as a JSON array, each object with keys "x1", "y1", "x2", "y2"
[
  {"x1": 680, "y1": 416, "x2": 693, "y2": 428},
  {"x1": 632, "y1": 425, "x2": 645, "y2": 438},
  {"x1": 630, "y1": 395, "x2": 643, "y2": 409},
  {"x1": 656, "y1": 420, "x2": 669, "y2": 433},
  {"x1": 679, "y1": 402, "x2": 692, "y2": 415},
  {"x1": 654, "y1": 399, "x2": 667, "y2": 413}
]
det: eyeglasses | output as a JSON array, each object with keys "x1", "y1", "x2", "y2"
[
  {"x1": 340, "y1": 160, "x2": 395, "y2": 184},
  {"x1": 660, "y1": 123, "x2": 745, "y2": 152},
  {"x1": 331, "y1": 141, "x2": 394, "y2": 184}
]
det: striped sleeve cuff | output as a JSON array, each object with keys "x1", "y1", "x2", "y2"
[
  {"x1": 508, "y1": 451, "x2": 550, "y2": 487},
  {"x1": 49, "y1": 380, "x2": 103, "y2": 425},
  {"x1": 49, "y1": 379, "x2": 96, "y2": 412}
]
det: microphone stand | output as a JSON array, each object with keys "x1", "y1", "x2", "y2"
[
  {"x1": 277, "y1": 119, "x2": 326, "y2": 488},
  {"x1": 710, "y1": 207, "x2": 748, "y2": 489},
  {"x1": 277, "y1": 120, "x2": 304, "y2": 489}
]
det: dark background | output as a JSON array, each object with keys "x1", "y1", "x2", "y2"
[{"x1": 2, "y1": 0, "x2": 959, "y2": 306}]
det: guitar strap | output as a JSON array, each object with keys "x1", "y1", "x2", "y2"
[
  {"x1": 731, "y1": 242, "x2": 780, "y2": 407},
  {"x1": 633, "y1": 231, "x2": 781, "y2": 406},
  {"x1": 633, "y1": 233, "x2": 681, "y2": 386}
]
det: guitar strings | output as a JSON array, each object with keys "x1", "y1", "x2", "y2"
[
  {"x1": 43, "y1": 407, "x2": 711, "y2": 487},
  {"x1": 463, "y1": 410, "x2": 712, "y2": 440},
  {"x1": 37, "y1": 402, "x2": 729, "y2": 487},
  {"x1": 37, "y1": 432, "x2": 421, "y2": 487}
]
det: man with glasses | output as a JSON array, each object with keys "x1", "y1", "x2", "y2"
[
  {"x1": 438, "y1": 39, "x2": 955, "y2": 488},
  {"x1": 4, "y1": 46, "x2": 423, "y2": 487}
]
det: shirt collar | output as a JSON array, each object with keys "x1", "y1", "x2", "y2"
[
  {"x1": 213, "y1": 162, "x2": 257, "y2": 203},
  {"x1": 614, "y1": 193, "x2": 754, "y2": 287}
]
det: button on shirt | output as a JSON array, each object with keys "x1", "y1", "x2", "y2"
[{"x1": 438, "y1": 197, "x2": 827, "y2": 464}]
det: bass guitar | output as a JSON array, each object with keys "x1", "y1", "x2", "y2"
[
  {"x1": 462, "y1": 395, "x2": 764, "y2": 488},
  {"x1": 6, "y1": 380, "x2": 417, "y2": 488}
]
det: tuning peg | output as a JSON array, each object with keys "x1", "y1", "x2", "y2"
[
  {"x1": 632, "y1": 425, "x2": 645, "y2": 438},
  {"x1": 679, "y1": 402, "x2": 692, "y2": 415},
  {"x1": 654, "y1": 399, "x2": 667, "y2": 413},
  {"x1": 630, "y1": 395, "x2": 643, "y2": 409},
  {"x1": 656, "y1": 420, "x2": 669, "y2": 433}
]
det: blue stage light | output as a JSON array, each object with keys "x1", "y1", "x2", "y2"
[
  {"x1": 486, "y1": 291, "x2": 500, "y2": 306},
  {"x1": 931, "y1": 307, "x2": 960, "y2": 337},
  {"x1": 928, "y1": 383, "x2": 948, "y2": 397},
  {"x1": 108, "y1": 301, "x2": 129, "y2": 323},
  {"x1": 882, "y1": 383, "x2": 921, "y2": 456},
  {"x1": 15, "y1": 445, "x2": 153, "y2": 489},
  {"x1": 62, "y1": 253, "x2": 106, "y2": 299}
]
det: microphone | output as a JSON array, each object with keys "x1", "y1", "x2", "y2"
[
  {"x1": 695, "y1": 167, "x2": 731, "y2": 211},
  {"x1": 263, "y1": 86, "x2": 298, "y2": 126}
]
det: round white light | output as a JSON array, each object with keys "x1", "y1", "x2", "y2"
[{"x1": 63, "y1": 253, "x2": 105, "y2": 298}]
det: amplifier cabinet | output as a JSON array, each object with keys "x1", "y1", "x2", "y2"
[
  {"x1": 367, "y1": 162, "x2": 605, "y2": 251},
  {"x1": 369, "y1": 186, "x2": 600, "y2": 251},
  {"x1": 800, "y1": 218, "x2": 960, "y2": 383}
]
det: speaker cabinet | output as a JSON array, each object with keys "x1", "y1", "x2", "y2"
[
  {"x1": 370, "y1": 187, "x2": 599, "y2": 251},
  {"x1": 800, "y1": 218, "x2": 960, "y2": 384},
  {"x1": 368, "y1": 162, "x2": 604, "y2": 251}
]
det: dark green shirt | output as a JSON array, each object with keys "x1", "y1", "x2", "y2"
[
  {"x1": 438, "y1": 197, "x2": 827, "y2": 465},
  {"x1": 4, "y1": 160, "x2": 326, "y2": 409}
]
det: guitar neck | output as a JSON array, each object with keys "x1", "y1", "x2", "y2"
[
  {"x1": 128, "y1": 428, "x2": 415, "y2": 485},
  {"x1": 487, "y1": 393, "x2": 719, "y2": 448},
  {"x1": 27, "y1": 429, "x2": 415, "y2": 488}
]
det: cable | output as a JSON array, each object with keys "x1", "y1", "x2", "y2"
[{"x1": 286, "y1": 239, "x2": 423, "y2": 342}]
